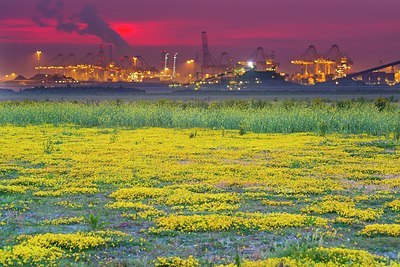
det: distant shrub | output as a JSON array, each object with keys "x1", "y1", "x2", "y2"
[
  {"x1": 239, "y1": 124, "x2": 247, "y2": 135},
  {"x1": 318, "y1": 120, "x2": 328, "y2": 136},
  {"x1": 394, "y1": 121, "x2": 400, "y2": 140},
  {"x1": 43, "y1": 138, "x2": 54, "y2": 154},
  {"x1": 189, "y1": 131, "x2": 197, "y2": 138},
  {"x1": 374, "y1": 97, "x2": 389, "y2": 112},
  {"x1": 86, "y1": 213, "x2": 103, "y2": 230},
  {"x1": 311, "y1": 98, "x2": 325, "y2": 108}
]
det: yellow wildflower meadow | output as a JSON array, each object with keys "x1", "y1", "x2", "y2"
[{"x1": 0, "y1": 125, "x2": 399, "y2": 266}]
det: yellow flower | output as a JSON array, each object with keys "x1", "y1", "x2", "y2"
[
  {"x1": 359, "y1": 224, "x2": 400, "y2": 237},
  {"x1": 386, "y1": 200, "x2": 400, "y2": 212},
  {"x1": 155, "y1": 255, "x2": 199, "y2": 267},
  {"x1": 154, "y1": 213, "x2": 327, "y2": 232}
]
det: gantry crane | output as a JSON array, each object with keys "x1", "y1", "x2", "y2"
[
  {"x1": 218, "y1": 52, "x2": 234, "y2": 73},
  {"x1": 291, "y1": 45, "x2": 353, "y2": 84},
  {"x1": 291, "y1": 45, "x2": 321, "y2": 84},
  {"x1": 325, "y1": 44, "x2": 352, "y2": 78},
  {"x1": 249, "y1": 47, "x2": 279, "y2": 71}
]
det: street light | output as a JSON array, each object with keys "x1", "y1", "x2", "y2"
[
  {"x1": 132, "y1": 57, "x2": 138, "y2": 70},
  {"x1": 36, "y1": 51, "x2": 42, "y2": 73},
  {"x1": 186, "y1": 59, "x2": 195, "y2": 83}
]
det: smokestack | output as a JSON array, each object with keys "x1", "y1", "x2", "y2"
[
  {"x1": 109, "y1": 45, "x2": 113, "y2": 64},
  {"x1": 160, "y1": 50, "x2": 167, "y2": 70},
  {"x1": 99, "y1": 44, "x2": 105, "y2": 67}
]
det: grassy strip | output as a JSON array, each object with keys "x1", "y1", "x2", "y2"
[{"x1": 0, "y1": 99, "x2": 399, "y2": 135}]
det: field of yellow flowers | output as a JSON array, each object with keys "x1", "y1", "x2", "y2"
[{"x1": 0, "y1": 121, "x2": 399, "y2": 266}]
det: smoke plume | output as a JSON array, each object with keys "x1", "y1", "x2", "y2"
[{"x1": 34, "y1": 0, "x2": 132, "y2": 55}]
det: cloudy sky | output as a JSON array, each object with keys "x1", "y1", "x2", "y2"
[{"x1": 0, "y1": 0, "x2": 399, "y2": 77}]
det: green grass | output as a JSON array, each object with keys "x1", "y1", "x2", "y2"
[{"x1": 0, "y1": 99, "x2": 399, "y2": 136}]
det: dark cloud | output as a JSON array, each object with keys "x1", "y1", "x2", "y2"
[
  {"x1": 56, "y1": 21, "x2": 79, "y2": 33},
  {"x1": 77, "y1": 6, "x2": 131, "y2": 55},
  {"x1": 32, "y1": 16, "x2": 48, "y2": 27},
  {"x1": 34, "y1": 0, "x2": 132, "y2": 55},
  {"x1": 37, "y1": 0, "x2": 63, "y2": 19}
]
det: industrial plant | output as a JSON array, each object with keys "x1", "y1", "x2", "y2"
[{"x1": 3, "y1": 31, "x2": 400, "y2": 90}]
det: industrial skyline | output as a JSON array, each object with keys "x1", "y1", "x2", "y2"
[{"x1": 0, "y1": 0, "x2": 399, "y2": 78}]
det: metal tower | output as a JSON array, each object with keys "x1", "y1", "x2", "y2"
[
  {"x1": 172, "y1": 53, "x2": 178, "y2": 79},
  {"x1": 201, "y1": 31, "x2": 216, "y2": 76},
  {"x1": 160, "y1": 50, "x2": 168, "y2": 70}
]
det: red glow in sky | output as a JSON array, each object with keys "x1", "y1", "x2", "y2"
[{"x1": 1, "y1": 0, "x2": 399, "y2": 76}]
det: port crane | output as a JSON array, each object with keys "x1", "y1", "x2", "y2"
[
  {"x1": 291, "y1": 45, "x2": 352, "y2": 84},
  {"x1": 249, "y1": 47, "x2": 279, "y2": 71},
  {"x1": 35, "y1": 44, "x2": 159, "y2": 82},
  {"x1": 201, "y1": 31, "x2": 217, "y2": 77}
]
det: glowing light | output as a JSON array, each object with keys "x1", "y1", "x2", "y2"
[
  {"x1": 247, "y1": 61, "x2": 254, "y2": 68},
  {"x1": 132, "y1": 57, "x2": 138, "y2": 69},
  {"x1": 36, "y1": 51, "x2": 42, "y2": 74}
]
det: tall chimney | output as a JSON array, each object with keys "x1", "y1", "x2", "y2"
[{"x1": 109, "y1": 45, "x2": 113, "y2": 64}]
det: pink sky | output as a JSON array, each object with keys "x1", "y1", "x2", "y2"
[{"x1": 1, "y1": 0, "x2": 399, "y2": 77}]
